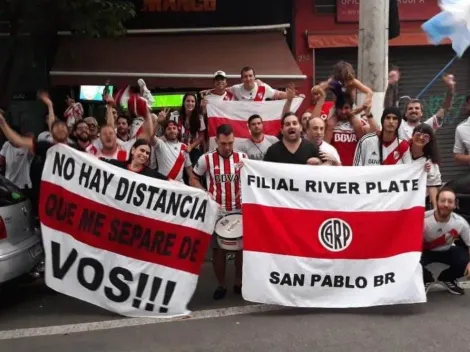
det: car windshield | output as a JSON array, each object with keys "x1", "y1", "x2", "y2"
[{"x1": 0, "y1": 175, "x2": 26, "y2": 206}]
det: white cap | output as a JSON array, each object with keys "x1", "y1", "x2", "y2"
[{"x1": 214, "y1": 70, "x2": 226, "y2": 79}]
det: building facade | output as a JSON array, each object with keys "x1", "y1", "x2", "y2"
[{"x1": 293, "y1": 0, "x2": 470, "y2": 181}]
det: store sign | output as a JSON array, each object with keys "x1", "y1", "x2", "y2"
[
  {"x1": 336, "y1": 0, "x2": 440, "y2": 23},
  {"x1": 142, "y1": 0, "x2": 216, "y2": 12},
  {"x1": 129, "y1": 0, "x2": 289, "y2": 28}
]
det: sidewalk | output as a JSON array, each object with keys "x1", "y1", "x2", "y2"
[{"x1": 188, "y1": 261, "x2": 251, "y2": 312}]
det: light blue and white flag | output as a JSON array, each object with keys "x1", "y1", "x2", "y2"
[{"x1": 422, "y1": 0, "x2": 470, "y2": 57}]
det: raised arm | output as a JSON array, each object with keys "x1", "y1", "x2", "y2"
[
  {"x1": 281, "y1": 84, "x2": 296, "y2": 117},
  {"x1": 37, "y1": 92, "x2": 56, "y2": 132},
  {"x1": 0, "y1": 111, "x2": 34, "y2": 152},
  {"x1": 433, "y1": 73, "x2": 456, "y2": 123}
]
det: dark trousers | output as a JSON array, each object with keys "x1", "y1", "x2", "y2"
[{"x1": 421, "y1": 246, "x2": 469, "y2": 282}]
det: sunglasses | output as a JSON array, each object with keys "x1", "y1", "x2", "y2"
[{"x1": 413, "y1": 132, "x2": 430, "y2": 141}]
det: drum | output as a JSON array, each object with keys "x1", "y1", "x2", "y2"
[{"x1": 215, "y1": 212, "x2": 243, "y2": 251}]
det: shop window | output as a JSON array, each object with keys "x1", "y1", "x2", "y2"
[{"x1": 314, "y1": 0, "x2": 336, "y2": 14}]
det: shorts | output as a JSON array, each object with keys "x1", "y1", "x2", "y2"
[{"x1": 212, "y1": 209, "x2": 242, "y2": 250}]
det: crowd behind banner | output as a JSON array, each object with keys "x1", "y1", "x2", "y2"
[{"x1": 0, "y1": 61, "x2": 470, "y2": 315}]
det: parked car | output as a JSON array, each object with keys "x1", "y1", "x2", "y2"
[{"x1": 0, "y1": 175, "x2": 43, "y2": 286}]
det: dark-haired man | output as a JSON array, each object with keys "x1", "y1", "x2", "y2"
[
  {"x1": 237, "y1": 114, "x2": 278, "y2": 160},
  {"x1": 353, "y1": 107, "x2": 411, "y2": 166},
  {"x1": 325, "y1": 92, "x2": 375, "y2": 166},
  {"x1": 400, "y1": 74, "x2": 455, "y2": 141},
  {"x1": 422, "y1": 187, "x2": 470, "y2": 295},
  {"x1": 264, "y1": 112, "x2": 322, "y2": 165},
  {"x1": 191, "y1": 124, "x2": 247, "y2": 300},
  {"x1": 73, "y1": 120, "x2": 94, "y2": 152},
  {"x1": 151, "y1": 120, "x2": 192, "y2": 183}
]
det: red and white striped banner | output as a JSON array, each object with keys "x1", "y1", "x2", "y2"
[
  {"x1": 206, "y1": 98, "x2": 303, "y2": 150},
  {"x1": 40, "y1": 145, "x2": 220, "y2": 318},
  {"x1": 241, "y1": 160, "x2": 428, "y2": 308}
]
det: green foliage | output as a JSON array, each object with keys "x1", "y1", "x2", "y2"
[{"x1": 0, "y1": 0, "x2": 135, "y2": 37}]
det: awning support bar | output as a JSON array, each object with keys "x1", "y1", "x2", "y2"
[
  {"x1": 49, "y1": 71, "x2": 307, "y2": 79},
  {"x1": 57, "y1": 24, "x2": 290, "y2": 36}
]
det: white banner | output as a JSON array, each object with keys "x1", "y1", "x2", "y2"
[
  {"x1": 206, "y1": 98, "x2": 303, "y2": 150},
  {"x1": 241, "y1": 159, "x2": 427, "y2": 308},
  {"x1": 40, "y1": 145, "x2": 219, "y2": 318}
]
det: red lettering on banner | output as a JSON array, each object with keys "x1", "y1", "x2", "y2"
[
  {"x1": 334, "y1": 133, "x2": 357, "y2": 143},
  {"x1": 39, "y1": 181, "x2": 210, "y2": 275}
]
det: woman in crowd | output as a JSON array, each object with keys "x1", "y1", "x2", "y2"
[
  {"x1": 171, "y1": 93, "x2": 207, "y2": 165},
  {"x1": 105, "y1": 139, "x2": 167, "y2": 180},
  {"x1": 410, "y1": 123, "x2": 442, "y2": 209}
]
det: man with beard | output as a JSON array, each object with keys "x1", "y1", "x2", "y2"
[
  {"x1": 0, "y1": 92, "x2": 74, "y2": 218},
  {"x1": 73, "y1": 120, "x2": 94, "y2": 152},
  {"x1": 453, "y1": 94, "x2": 470, "y2": 165},
  {"x1": 399, "y1": 73, "x2": 455, "y2": 141},
  {"x1": 421, "y1": 188, "x2": 470, "y2": 295},
  {"x1": 353, "y1": 107, "x2": 411, "y2": 166},
  {"x1": 116, "y1": 116, "x2": 130, "y2": 141},
  {"x1": 264, "y1": 112, "x2": 321, "y2": 165},
  {"x1": 305, "y1": 116, "x2": 341, "y2": 165},
  {"x1": 151, "y1": 120, "x2": 193, "y2": 182},
  {"x1": 237, "y1": 114, "x2": 278, "y2": 160},
  {"x1": 325, "y1": 93, "x2": 379, "y2": 166}
]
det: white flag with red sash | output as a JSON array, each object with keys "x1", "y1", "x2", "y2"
[
  {"x1": 240, "y1": 159, "x2": 427, "y2": 308},
  {"x1": 206, "y1": 98, "x2": 303, "y2": 150}
]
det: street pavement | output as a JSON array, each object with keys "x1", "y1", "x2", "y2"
[{"x1": 1, "y1": 262, "x2": 470, "y2": 351}]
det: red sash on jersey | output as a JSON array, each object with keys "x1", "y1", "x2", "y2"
[
  {"x1": 224, "y1": 91, "x2": 234, "y2": 101},
  {"x1": 382, "y1": 140, "x2": 409, "y2": 165},
  {"x1": 167, "y1": 144, "x2": 188, "y2": 180},
  {"x1": 424, "y1": 229, "x2": 459, "y2": 250},
  {"x1": 253, "y1": 85, "x2": 266, "y2": 101},
  {"x1": 117, "y1": 149, "x2": 128, "y2": 161}
]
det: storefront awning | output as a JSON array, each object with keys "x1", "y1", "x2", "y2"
[
  {"x1": 307, "y1": 31, "x2": 451, "y2": 49},
  {"x1": 50, "y1": 32, "x2": 306, "y2": 88}
]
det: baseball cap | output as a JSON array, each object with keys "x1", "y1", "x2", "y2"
[{"x1": 214, "y1": 70, "x2": 226, "y2": 79}]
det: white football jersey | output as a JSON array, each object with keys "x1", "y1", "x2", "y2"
[{"x1": 423, "y1": 210, "x2": 470, "y2": 251}]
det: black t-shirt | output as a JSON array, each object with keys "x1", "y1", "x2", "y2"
[
  {"x1": 263, "y1": 139, "x2": 320, "y2": 164},
  {"x1": 30, "y1": 139, "x2": 77, "y2": 192},
  {"x1": 105, "y1": 159, "x2": 168, "y2": 180}
]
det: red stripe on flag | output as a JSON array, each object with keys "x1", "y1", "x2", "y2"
[
  {"x1": 40, "y1": 181, "x2": 211, "y2": 275},
  {"x1": 208, "y1": 117, "x2": 280, "y2": 139},
  {"x1": 242, "y1": 204, "x2": 424, "y2": 259}
]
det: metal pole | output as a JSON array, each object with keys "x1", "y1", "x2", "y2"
[
  {"x1": 416, "y1": 55, "x2": 457, "y2": 99},
  {"x1": 357, "y1": 0, "x2": 389, "y2": 127}
]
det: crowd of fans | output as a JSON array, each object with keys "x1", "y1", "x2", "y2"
[{"x1": 0, "y1": 61, "x2": 469, "y2": 300}]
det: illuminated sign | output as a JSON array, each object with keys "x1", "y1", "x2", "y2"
[{"x1": 142, "y1": 0, "x2": 216, "y2": 12}]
